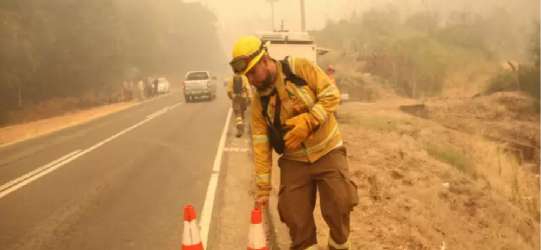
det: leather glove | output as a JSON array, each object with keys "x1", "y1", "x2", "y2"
[{"x1": 284, "y1": 113, "x2": 313, "y2": 150}]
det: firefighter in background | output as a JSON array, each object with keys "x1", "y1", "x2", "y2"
[
  {"x1": 326, "y1": 64, "x2": 339, "y2": 118},
  {"x1": 227, "y1": 75, "x2": 253, "y2": 138},
  {"x1": 229, "y1": 36, "x2": 358, "y2": 250}
]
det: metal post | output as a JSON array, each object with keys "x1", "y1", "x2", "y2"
[
  {"x1": 300, "y1": 0, "x2": 306, "y2": 31},
  {"x1": 267, "y1": 0, "x2": 278, "y2": 31}
]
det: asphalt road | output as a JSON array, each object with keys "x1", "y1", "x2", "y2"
[{"x1": 0, "y1": 86, "x2": 236, "y2": 250}]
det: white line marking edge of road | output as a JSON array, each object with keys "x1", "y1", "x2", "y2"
[{"x1": 199, "y1": 108, "x2": 233, "y2": 247}]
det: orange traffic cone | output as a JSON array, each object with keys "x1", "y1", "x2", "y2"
[
  {"x1": 182, "y1": 205, "x2": 204, "y2": 250},
  {"x1": 247, "y1": 208, "x2": 268, "y2": 250}
]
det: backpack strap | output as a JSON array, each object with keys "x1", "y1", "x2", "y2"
[
  {"x1": 280, "y1": 56, "x2": 307, "y2": 87},
  {"x1": 260, "y1": 88, "x2": 281, "y2": 126},
  {"x1": 259, "y1": 88, "x2": 285, "y2": 154}
]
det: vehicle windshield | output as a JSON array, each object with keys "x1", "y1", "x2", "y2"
[{"x1": 186, "y1": 72, "x2": 209, "y2": 80}]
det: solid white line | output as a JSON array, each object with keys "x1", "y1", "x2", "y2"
[
  {"x1": 146, "y1": 107, "x2": 169, "y2": 119},
  {"x1": 0, "y1": 108, "x2": 170, "y2": 200},
  {"x1": 199, "y1": 108, "x2": 233, "y2": 247},
  {"x1": 0, "y1": 150, "x2": 81, "y2": 193},
  {"x1": 169, "y1": 102, "x2": 182, "y2": 110},
  {"x1": 0, "y1": 150, "x2": 83, "y2": 199}
]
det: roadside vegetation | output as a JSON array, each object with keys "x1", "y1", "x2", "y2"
[
  {"x1": 312, "y1": 3, "x2": 539, "y2": 104},
  {"x1": 0, "y1": 0, "x2": 225, "y2": 126},
  {"x1": 303, "y1": 2, "x2": 540, "y2": 249}
]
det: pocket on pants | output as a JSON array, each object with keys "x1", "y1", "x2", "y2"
[{"x1": 337, "y1": 168, "x2": 360, "y2": 210}]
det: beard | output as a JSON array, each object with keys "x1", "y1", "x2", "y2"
[{"x1": 255, "y1": 68, "x2": 275, "y2": 91}]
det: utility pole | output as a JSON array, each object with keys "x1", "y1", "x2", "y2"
[
  {"x1": 266, "y1": 0, "x2": 278, "y2": 31},
  {"x1": 300, "y1": 0, "x2": 306, "y2": 31}
]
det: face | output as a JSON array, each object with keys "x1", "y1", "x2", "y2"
[{"x1": 246, "y1": 57, "x2": 274, "y2": 91}]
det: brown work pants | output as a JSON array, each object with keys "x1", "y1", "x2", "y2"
[
  {"x1": 232, "y1": 97, "x2": 247, "y2": 123},
  {"x1": 277, "y1": 146, "x2": 359, "y2": 250}
]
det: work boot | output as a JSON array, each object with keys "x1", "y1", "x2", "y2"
[{"x1": 236, "y1": 124, "x2": 244, "y2": 138}]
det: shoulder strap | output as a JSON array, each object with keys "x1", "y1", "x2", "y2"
[
  {"x1": 280, "y1": 56, "x2": 307, "y2": 87},
  {"x1": 260, "y1": 89, "x2": 281, "y2": 127}
]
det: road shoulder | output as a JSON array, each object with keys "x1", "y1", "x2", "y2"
[
  {"x1": 0, "y1": 90, "x2": 179, "y2": 148},
  {"x1": 212, "y1": 111, "x2": 255, "y2": 250}
]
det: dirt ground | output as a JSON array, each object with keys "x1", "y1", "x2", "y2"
[
  {"x1": 270, "y1": 98, "x2": 540, "y2": 250},
  {"x1": 0, "y1": 102, "x2": 136, "y2": 146}
]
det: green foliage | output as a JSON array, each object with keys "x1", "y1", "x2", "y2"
[
  {"x1": 312, "y1": 8, "x2": 533, "y2": 99},
  {"x1": 427, "y1": 144, "x2": 475, "y2": 174},
  {"x1": 485, "y1": 23, "x2": 540, "y2": 109},
  {"x1": 0, "y1": 0, "x2": 225, "y2": 125}
]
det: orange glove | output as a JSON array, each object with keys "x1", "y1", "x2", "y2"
[{"x1": 284, "y1": 113, "x2": 313, "y2": 150}]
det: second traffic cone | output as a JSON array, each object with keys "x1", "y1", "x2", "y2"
[
  {"x1": 247, "y1": 208, "x2": 268, "y2": 250},
  {"x1": 182, "y1": 205, "x2": 204, "y2": 250}
]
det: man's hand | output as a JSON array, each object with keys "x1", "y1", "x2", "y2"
[
  {"x1": 284, "y1": 113, "x2": 312, "y2": 150},
  {"x1": 254, "y1": 195, "x2": 270, "y2": 209}
]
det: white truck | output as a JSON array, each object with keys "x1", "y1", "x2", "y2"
[
  {"x1": 255, "y1": 31, "x2": 329, "y2": 65},
  {"x1": 255, "y1": 31, "x2": 349, "y2": 101}
]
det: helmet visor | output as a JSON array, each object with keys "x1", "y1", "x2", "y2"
[
  {"x1": 229, "y1": 42, "x2": 266, "y2": 74},
  {"x1": 229, "y1": 56, "x2": 251, "y2": 74}
]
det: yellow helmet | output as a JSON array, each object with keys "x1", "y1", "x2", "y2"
[{"x1": 230, "y1": 36, "x2": 270, "y2": 76}]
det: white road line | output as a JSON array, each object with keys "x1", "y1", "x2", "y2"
[
  {"x1": 200, "y1": 108, "x2": 233, "y2": 247},
  {"x1": 169, "y1": 102, "x2": 182, "y2": 110},
  {"x1": 0, "y1": 150, "x2": 81, "y2": 193},
  {"x1": 146, "y1": 107, "x2": 169, "y2": 119},
  {"x1": 0, "y1": 108, "x2": 170, "y2": 200},
  {"x1": 0, "y1": 150, "x2": 84, "y2": 199}
]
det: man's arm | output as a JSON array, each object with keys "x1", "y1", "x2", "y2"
[
  {"x1": 226, "y1": 78, "x2": 233, "y2": 100},
  {"x1": 244, "y1": 77, "x2": 253, "y2": 99},
  {"x1": 294, "y1": 58, "x2": 340, "y2": 126},
  {"x1": 251, "y1": 95, "x2": 272, "y2": 197}
]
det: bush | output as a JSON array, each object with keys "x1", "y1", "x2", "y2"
[
  {"x1": 312, "y1": 8, "x2": 534, "y2": 99},
  {"x1": 485, "y1": 23, "x2": 540, "y2": 110}
]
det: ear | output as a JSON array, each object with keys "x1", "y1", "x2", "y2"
[{"x1": 260, "y1": 55, "x2": 270, "y2": 66}]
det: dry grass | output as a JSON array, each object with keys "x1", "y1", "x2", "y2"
[
  {"x1": 270, "y1": 99, "x2": 540, "y2": 250},
  {"x1": 331, "y1": 109, "x2": 538, "y2": 249}
]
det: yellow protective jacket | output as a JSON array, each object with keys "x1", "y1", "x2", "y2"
[
  {"x1": 227, "y1": 75, "x2": 253, "y2": 99},
  {"x1": 251, "y1": 57, "x2": 342, "y2": 197}
]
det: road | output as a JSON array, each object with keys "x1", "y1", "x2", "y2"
[{"x1": 0, "y1": 85, "x2": 253, "y2": 250}]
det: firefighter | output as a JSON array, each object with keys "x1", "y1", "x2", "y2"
[
  {"x1": 326, "y1": 64, "x2": 339, "y2": 117},
  {"x1": 227, "y1": 75, "x2": 253, "y2": 138},
  {"x1": 229, "y1": 36, "x2": 359, "y2": 250}
]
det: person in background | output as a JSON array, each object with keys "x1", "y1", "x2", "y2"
[
  {"x1": 153, "y1": 77, "x2": 159, "y2": 96},
  {"x1": 123, "y1": 79, "x2": 131, "y2": 101},
  {"x1": 146, "y1": 76, "x2": 154, "y2": 98},
  {"x1": 326, "y1": 64, "x2": 340, "y2": 118},
  {"x1": 128, "y1": 79, "x2": 135, "y2": 101},
  {"x1": 138, "y1": 79, "x2": 145, "y2": 100},
  {"x1": 227, "y1": 75, "x2": 253, "y2": 138}
]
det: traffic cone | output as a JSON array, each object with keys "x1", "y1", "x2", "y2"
[
  {"x1": 182, "y1": 205, "x2": 204, "y2": 250},
  {"x1": 247, "y1": 208, "x2": 268, "y2": 250}
]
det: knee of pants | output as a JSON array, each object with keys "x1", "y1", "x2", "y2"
[
  {"x1": 277, "y1": 185, "x2": 314, "y2": 229},
  {"x1": 319, "y1": 176, "x2": 358, "y2": 216}
]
